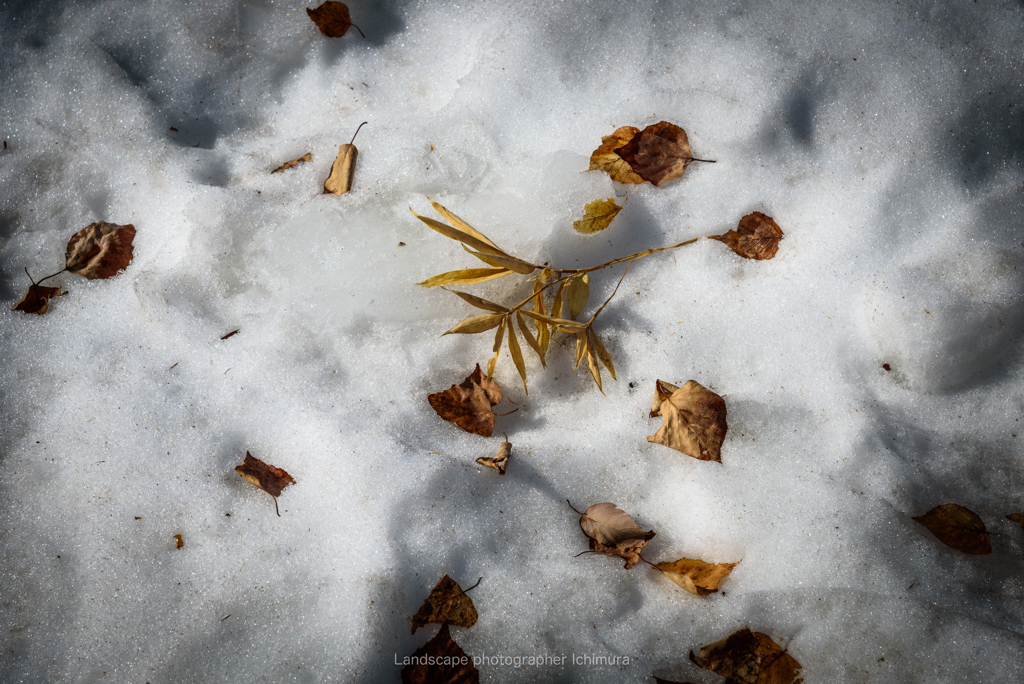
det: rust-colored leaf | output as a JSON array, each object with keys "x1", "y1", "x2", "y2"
[
  {"x1": 573, "y1": 197, "x2": 625, "y2": 234},
  {"x1": 589, "y1": 125, "x2": 644, "y2": 184},
  {"x1": 648, "y1": 380, "x2": 728, "y2": 462},
  {"x1": 913, "y1": 504, "x2": 991, "y2": 555},
  {"x1": 400, "y1": 624, "x2": 480, "y2": 684},
  {"x1": 174, "y1": 534, "x2": 184, "y2": 549},
  {"x1": 271, "y1": 152, "x2": 311, "y2": 173},
  {"x1": 690, "y1": 627, "x2": 802, "y2": 684},
  {"x1": 411, "y1": 575, "x2": 479, "y2": 634},
  {"x1": 306, "y1": 1, "x2": 357, "y2": 38},
  {"x1": 235, "y1": 452, "x2": 296, "y2": 516},
  {"x1": 615, "y1": 121, "x2": 695, "y2": 187},
  {"x1": 65, "y1": 221, "x2": 136, "y2": 279},
  {"x1": 477, "y1": 438, "x2": 511, "y2": 475},
  {"x1": 12, "y1": 284, "x2": 63, "y2": 315},
  {"x1": 428, "y1": 364, "x2": 503, "y2": 438},
  {"x1": 575, "y1": 501, "x2": 655, "y2": 569},
  {"x1": 709, "y1": 212, "x2": 784, "y2": 260},
  {"x1": 655, "y1": 558, "x2": 739, "y2": 596},
  {"x1": 1008, "y1": 512, "x2": 1024, "y2": 531}
]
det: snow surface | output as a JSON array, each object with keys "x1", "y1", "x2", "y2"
[{"x1": 1, "y1": 0, "x2": 1024, "y2": 682}]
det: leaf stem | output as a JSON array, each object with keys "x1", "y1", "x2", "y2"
[
  {"x1": 26, "y1": 266, "x2": 67, "y2": 286},
  {"x1": 349, "y1": 121, "x2": 368, "y2": 145},
  {"x1": 566, "y1": 499, "x2": 584, "y2": 516},
  {"x1": 559, "y1": 236, "x2": 703, "y2": 275},
  {"x1": 586, "y1": 258, "x2": 637, "y2": 325}
]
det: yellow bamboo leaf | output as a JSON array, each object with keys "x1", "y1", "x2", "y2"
[
  {"x1": 417, "y1": 268, "x2": 511, "y2": 287},
  {"x1": 521, "y1": 309, "x2": 588, "y2": 333},
  {"x1": 442, "y1": 313, "x2": 504, "y2": 335},
  {"x1": 573, "y1": 197, "x2": 625, "y2": 234},
  {"x1": 410, "y1": 208, "x2": 506, "y2": 257},
  {"x1": 462, "y1": 246, "x2": 537, "y2": 275},
  {"x1": 444, "y1": 288, "x2": 509, "y2": 313},
  {"x1": 507, "y1": 320, "x2": 528, "y2": 394},
  {"x1": 533, "y1": 280, "x2": 550, "y2": 360},
  {"x1": 493, "y1": 316, "x2": 507, "y2": 353},
  {"x1": 428, "y1": 199, "x2": 502, "y2": 251},
  {"x1": 516, "y1": 311, "x2": 545, "y2": 365},
  {"x1": 586, "y1": 348, "x2": 604, "y2": 394},
  {"x1": 551, "y1": 279, "x2": 566, "y2": 320},
  {"x1": 588, "y1": 327, "x2": 616, "y2": 380},
  {"x1": 487, "y1": 351, "x2": 498, "y2": 379},
  {"x1": 574, "y1": 330, "x2": 590, "y2": 369},
  {"x1": 567, "y1": 273, "x2": 590, "y2": 319}
]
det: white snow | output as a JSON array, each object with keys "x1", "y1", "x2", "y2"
[{"x1": 1, "y1": 1, "x2": 1023, "y2": 682}]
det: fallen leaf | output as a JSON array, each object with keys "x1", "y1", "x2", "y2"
[
  {"x1": 573, "y1": 197, "x2": 625, "y2": 234},
  {"x1": 411, "y1": 575, "x2": 479, "y2": 634},
  {"x1": 690, "y1": 627, "x2": 802, "y2": 684},
  {"x1": 418, "y1": 268, "x2": 512, "y2": 288},
  {"x1": 400, "y1": 624, "x2": 480, "y2": 684},
  {"x1": 12, "y1": 284, "x2": 63, "y2": 315},
  {"x1": 476, "y1": 438, "x2": 511, "y2": 475},
  {"x1": 567, "y1": 273, "x2": 590, "y2": 319},
  {"x1": 306, "y1": 1, "x2": 362, "y2": 38},
  {"x1": 588, "y1": 125, "x2": 644, "y2": 184},
  {"x1": 615, "y1": 121, "x2": 696, "y2": 187},
  {"x1": 324, "y1": 122, "x2": 366, "y2": 195},
  {"x1": 174, "y1": 534, "x2": 184, "y2": 549},
  {"x1": 913, "y1": 504, "x2": 991, "y2": 555},
  {"x1": 272, "y1": 152, "x2": 312, "y2": 173},
  {"x1": 655, "y1": 558, "x2": 739, "y2": 596},
  {"x1": 235, "y1": 452, "x2": 296, "y2": 516},
  {"x1": 220, "y1": 329, "x2": 239, "y2": 340},
  {"x1": 65, "y1": 221, "x2": 136, "y2": 279},
  {"x1": 648, "y1": 380, "x2": 728, "y2": 462},
  {"x1": 709, "y1": 212, "x2": 784, "y2": 260},
  {"x1": 575, "y1": 501, "x2": 655, "y2": 569},
  {"x1": 428, "y1": 364, "x2": 503, "y2": 437},
  {"x1": 1008, "y1": 512, "x2": 1024, "y2": 531}
]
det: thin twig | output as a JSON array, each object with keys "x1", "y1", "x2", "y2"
[{"x1": 587, "y1": 258, "x2": 637, "y2": 325}]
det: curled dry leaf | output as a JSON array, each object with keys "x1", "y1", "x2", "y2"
[
  {"x1": 411, "y1": 574, "x2": 479, "y2": 634},
  {"x1": 428, "y1": 364, "x2": 503, "y2": 438},
  {"x1": 400, "y1": 624, "x2": 480, "y2": 684},
  {"x1": 648, "y1": 380, "x2": 728, "y2": 462},
  {"x1": 588, "y1": 125, "x2": 644, "y2": 184},
  {"x1": 690, "y1": 627, "x2": 802, "y2": 684},
  {"x1": 65, "y1": 221, "x2": 136, "y2": 279},
  {"x1": 573, "y1": 197, "x2": 625, "y2": 234},
  {"x1": 272, "y1": 152, "x2": 312, "y2": 174},
  {"x1": 324, "y1": 122, "x2": 366, "y2": 195},
  {"x1": 476, "y1": 438, "x2": 511, "y2": 475},
  {"x1": 174, "y1": 534, "x2": 184, "y2": 549},
  {"x1": 913, "y1": 504, "x2": 991, "y2": 555},
  {"x1": 575, "y1": 501, "x2": 656, "y2": 569},
  {"x1": 235, "y1": 452, "x2": 296, "y2": 516},
  {"x1": 1008, "y1": 512, "x2": 1024, "y2": 531},
  {"x1": 615, "y1": 121, "x2": 696, "y2": 187},
  {"x1": 655, "y1": 558, "x2": 738, "y2": 596},
  {"x1": 709, "y1": 212, "x2": 784, "y2": 260},
  {"x1": 12, "y1": 284, "x2": 63, "y2": 315},
  {"x1": 306, "y1": 1, "x2": 359, "y2": 38}
]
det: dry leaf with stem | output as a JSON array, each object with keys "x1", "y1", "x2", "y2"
[
  {"x1": 648, "y1": 380, "x2": 728, "y2": 462},
  {"x1": 235, "y1": 452, "x2": 296, "y2": 516},
  {"x1": 428, "y1": 364, "x2": 503, "y2": 437},
  {"x1": 324, "y1": 122, "x2": 367, "y2": 195},
  {"x1": 570, "y1": 500, "x2": 656, "y2": 569},
  {"x1": 588, "y1": 125, "x2": 644, "y2": 184},
  {"x1": 65, "y1": 221, "x2": 136, "y2": 279},
  {"x1": 615, "y1": 121, "x2": 712, "y2": 187},
  {"x1": 655, "y1": 558, "x2": 739, "y2": 596},
  {"x1": 913, "y1": 504, "x2": 991, "y2": 555},
  {"x1": 709, "y1": 212, "x2": 784, "y2": 260},
  {"x1": 476, "y1": 435, "x2": 511, "y2": 475},
  {"x1": 690, "y1": 627, "x2": 802, "y2": 684},
  {"x1": 306, "y1": 1, "x2": 364, "y2": 38},
  {"x1": 272, "y1": 152, "x2": 311, "y2": 174},
  {"x1": 12, "y1": 274, "x2": 63, "y2": 315},
  {"x1": 573, "y1": 197, "x2": 625, "y2": 234},
  {"x1": 400, "y1": 624, "x2": 480, "y2": 684},
  {"x1": 411, "y1": 575, "x2": 480, "y2": 634}
]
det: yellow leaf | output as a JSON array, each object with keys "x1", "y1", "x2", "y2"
[
  {"x1": 516, "y1": 311, "x2": 544, "y2": 365},
  {"x1": 492, "y1": 316, "x2": 507, "y2": 353},
  {"x1": 417, "y1": 268, "x2": 511, "y2": 287},
  {"x1": 463, "y1": 246, "x2": 536, "y2": 274},
  {"x1": 573, "y1": 197, "x2": 625, "y2": 234},
  {"x1": 428, "y1": 198, "x2": 501, "y2": 250},
  {"x1": 551, "y1": 279, "x2": 566, "y2": 320},
  {"x1": 507, "y1": 320, "x2": 528, "y2": 394},
  {"x1": 588, "y1": 126, "x2": 644, "y2": 184},
  {"x1": 445, "y1": 288, "x2": 508, "y2": 313},
  {"x1": 586, "y1": 348, "x2": 603, "y2": 394},
  {"x1": 567, "y1": 273, "x2": 590, "y2": 319},
  {"x1": 520, "y1": 309, "x2": 587, "y2": 333},
  {"x1": 442, "y1": 313, "x2": 504, "y2": 335},
  {"x1": 410, "y1": 208, "x2": 507, "y2": 257},
  {"x1": 588, "y1": 327, "x2": 616, "y2": 380},
  {"x1": 533, "y1": 280, "x2": 550, "y2": 360},
  {"x1": 324, "y1": 144, "x2": 357, "y2": 194},
  {"x1": 574, "y1": 330, "x2": 589, "y2": 369},
  {"x1": 656, "y1": 558, "x2": 738, "y2": 596}
]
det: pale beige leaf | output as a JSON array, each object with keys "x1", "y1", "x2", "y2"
[
  {"x1": 429, "y1": 199, "x2": 501, "y2": 250},
  {"x1": 648, "y1": 380, "x2": 728, "y2": 462},
  {"x1": 588, "y1": 328, "x2": 616, "y2": 380},
  {"x1": 442, "y1": 313, "x2": 504, "y2": 335},
  {"x1": 567, "y1": 273, "x2": 590, "y2": 319},
  {"x1": 573, "y1": 197, "x2": 625, "y2": 234},
  {"x1": 516, "y1": 311, "x2": 545, "y2": 365},
  {"x1": 323, "y1": 144, "x2": 357, "y2": 194},
  {"x1": 507, "y1": 320, "x2": 528, "y2": 393},
  {"x1": 410, "y1": 208, "x2": 507, "y2": 257},
  {"x1": 521, "y1": 309, "x2": 587, "y2": 333},
  {"x1": 580, "y1": 503, "x2": 648, "y2": 546},
  {"x1": 445, "y1": 288, "x2": 508, "y2": 313},
  {"x1": 417, "y1": 268, "x2": 511, "y2": 287},
  {"x1": 650, "y1": 379, "x2": 680, "y2": 417},
  {"x1": 463, "y1": 246, "x2": 536, "y2": 274}
]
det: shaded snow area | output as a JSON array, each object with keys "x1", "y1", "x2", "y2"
[{"x1": 2, "y1": 1, "x2": 1024, "y2": 682}]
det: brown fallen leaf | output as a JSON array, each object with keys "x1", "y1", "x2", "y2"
[
  {"x1": 174, "y1": 534, "x2": 184, "y2": 549},
  {"x1": 476, "y1": 436, "x2": 511, "y2": 475},
  {"x1": 615, "y1": 121, "x2": 709, "y2": 187},
  {"x1": 428, "y1": 364, "x2": 503, "y2": 438},
  {"x1": 572, "y1": 501, "x2": 655, "y2": 569},
  {"x1": 272, "y1": 152, "x2": 312, "y2": 174},
  {"x1": 411, "y1": 575, "x2": 480, "y2": 634},
  {"x1": 306, "y1": 1, "x2": 364, "y2": 38},
  {"x1": 324, "y1": 122, "x2": 367, "y2": 195},
  {"x1": 65, "y1": 221, "x2": 136, "y2": 279},
  {"x1": 220, "y1": 329, "x2": 239, "y2": 340},
  {"x1": 709, "y1": 212, "x2": 784, "y2": 261},
  {"x1": 655, "y1": 558, "x2": 738, "y2": 596},
  {"x1": 235, "y1": 452, "x2": 296, "y2": 516},
  {"x1": 913, "y1": 504, "x2": 991, "y2": 555},
  {"x1": 573, "y1": 197, "x2": 625, "y2": 234},
  {"x1": 12, "y1": 283, "x2": 63, "y2": 315},
  {"x1": 690, "y1": 627, "x2": 802, "y2": 684},
  {"x1": 1008, "y1": 512, "x2": 1024, "y2": 531},
  {"x1": 648, "y1": 380, "x2": 728, "y2": 462},
  {"x1": 400, "y1": 624, "x2": 480, "y2": 684},
  {"x1": 588, "y1": 125, "x2": 644, "y2": 184}
]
